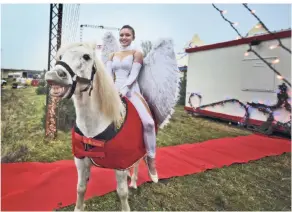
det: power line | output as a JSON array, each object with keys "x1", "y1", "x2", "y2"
[{"x1": 242, "y1": 3, "x2": 291, "y2": 54}]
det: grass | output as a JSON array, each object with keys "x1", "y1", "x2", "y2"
[
  {"x1": 156, "y1": 108, "x2": 251, "y2": 147},
  {"x1": 61, "y1": 155, "x2": 291, "y2": 211},
  {"x1": 1, "y1": 86, "x2": 291, "y2": 211},
  {"x1": 1, "y1": 87, "x2": 72, "y2": 162}
]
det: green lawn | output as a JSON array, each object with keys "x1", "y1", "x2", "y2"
[
  {"x1": 1, "y1": 87, "x2": 72, "y2": 162},
  {"x1": 1, "y1": 86, "x2": 290, "y2": 211}
]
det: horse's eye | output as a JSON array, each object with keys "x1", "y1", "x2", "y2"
[{"x1": 83, "y1": 54, "x2": 90, "y2": 61}]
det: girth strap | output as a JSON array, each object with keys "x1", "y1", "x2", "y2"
[
  {"x1": 73, "y1": 131, "x2": 105, "y2": 147},
  {"x1": 72, "y1": 128, "x2": 106, "y2": 159}
]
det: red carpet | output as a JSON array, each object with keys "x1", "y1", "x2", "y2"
[{"x1": 1, "y1": 134, "x2": 291, "y2": 211}]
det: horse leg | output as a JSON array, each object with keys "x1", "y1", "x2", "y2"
[
  {"x1": 127, "y1": 169, "x2": 131, "y2": 179},
  {"x1": 115, "y1": 170, "x2": 130, "y2": 211},
  {"x1": 129, "y1": 160, "x2": 140, "y2": 189},
  {"x1": 74, "y1": 157, "x2": 91, "y2": 211}
]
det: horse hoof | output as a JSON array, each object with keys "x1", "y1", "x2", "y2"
[
  {"x1": 74, "y1": 204, "x2": 85, "y2": 211},
  {"x1": 129, "y1": 182, "x2": 137, "y2": 189},
  {"x1": 121, "y1": 205, "x2": 131, "y2": 211},
  {"x1": 127, "y1": 170, "x2": 131, "y2": 179}
]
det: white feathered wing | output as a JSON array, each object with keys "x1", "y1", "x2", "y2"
[
  {"x1": 101, "y1": 33, "x2": 181, "y2": 128},
  {"x1": 138, "y1": 39, "x2": 181, "y2": 128},
  {"x1": 101, "y1": 31, "x2": 119, "y2": 65}
]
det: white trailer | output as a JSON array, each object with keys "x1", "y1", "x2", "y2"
[{"x1": 184, "y1": 29, "x2": 291, "y2": 134}]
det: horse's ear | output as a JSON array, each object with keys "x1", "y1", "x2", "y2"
[
  {"x1": 93, "y1": 62, "x2": 97, "y2": 71},
  {"x1": 89, "y1": 42, "x2": 97, "y2": 50},
  {"x1": 82, "y1": 42, "x2": 96, "y2": 51}
]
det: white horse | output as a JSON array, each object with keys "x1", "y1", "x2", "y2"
[{"x1": 45, "y1": 42, "x2": 151, "y2": 211}]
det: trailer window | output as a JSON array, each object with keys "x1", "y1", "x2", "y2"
[{"x1": 241, "y1": 57, "x2": 276, "y2": 92}]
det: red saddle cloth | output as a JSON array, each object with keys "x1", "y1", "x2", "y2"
[{"x1": 72, "y1": 97, "x2": 147, "y2": 170}]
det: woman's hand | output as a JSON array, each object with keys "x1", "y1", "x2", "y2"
[{"x1": 119, "y1": 85, "x2": 131, "y2": 98}]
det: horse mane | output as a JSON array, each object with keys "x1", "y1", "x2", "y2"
[
  {"x1": 56, "y1": 42, "x2": 84, "y2": 61},
  {"x1": 93, "y1": 56, "x2": 123, "y2": 126},
  {"x1": 56, "y1": 42, "x2": 123, "y2": 126}
]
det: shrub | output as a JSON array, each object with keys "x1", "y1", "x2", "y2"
[{"x1": 36, "y1": 80, "x2": 47, "y2": 95}]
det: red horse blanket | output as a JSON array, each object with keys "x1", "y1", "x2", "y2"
[{"x1": 72, "y1": 97, "x2": 148, "y2": 170}]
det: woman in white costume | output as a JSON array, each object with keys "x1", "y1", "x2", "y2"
[{"x1": 106, "y1": 25, "x2": 158, "y2": 183}]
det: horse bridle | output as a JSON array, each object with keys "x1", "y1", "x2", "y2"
[{"x1": 55, "y1": 60, "x2": 97, "y2": 99}]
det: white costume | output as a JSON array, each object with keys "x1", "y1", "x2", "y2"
[
  {"x1": 102, "y1": 32, "x2": 181, "y2": 159},
  {"x1": 106, "y1": 44, "x2": 157, "y2": 158}
]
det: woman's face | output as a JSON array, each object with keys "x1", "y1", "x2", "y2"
[{"x1": 119, "y1": 28, "x2": 134, "y2": 47}]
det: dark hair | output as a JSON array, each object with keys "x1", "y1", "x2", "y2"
[{"x1": 120, "y1": 25, "x2": 135, "y2": 40}]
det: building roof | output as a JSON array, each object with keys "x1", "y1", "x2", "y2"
[
  {"x1": 184, "y1": 34, "x2": 205, "y2": 48},
  {"x1": 176, "y1": 34, "x2": 205, "y2": 67},
  {"x1": 246, "y1": 22, "x2": 268, "y2": 37},
  {"x1": 186, "y1": 29, "x2": 291, "y2": 54},
  {"x1": 1, "y1": 68, "x2": 43, "y2": 73}
]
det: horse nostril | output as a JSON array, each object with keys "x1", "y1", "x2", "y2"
[{"x1": 57, "y1": 69, "x2": 67, "y2": 78}]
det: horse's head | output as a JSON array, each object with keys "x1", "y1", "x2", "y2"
[
  {"x1": 45, "y1": 42, "x2": 123, "y2": 125},
  {"x1": 45, "y1": 43, "x2": 97, "y2": 99}
]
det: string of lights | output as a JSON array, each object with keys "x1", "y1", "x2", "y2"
[
  {"x1": 72, "y1": 4, "x2": 80, "y2": 42},
  {"x1": 68, "y1": 4, "x2": 76, "y2": 42},
  {"x1": 242, "y1": 3, "x2": 291, "y2": 54},
  {"x1": 62, "y1": 4, "x2": 73, "y2": 44},
  {"x1": 68, "y1": 4, "x2": 79, "y2": 42},
  {"x1": 212, "y1": 4, "x2": 291, "y2": 87},
  {"x1": 62, "y1": 4, "x2": 80, "y2": 44},
  {"x1": 246, "y1": 47, "x2": 291, "y2": 86},
  {"x1": 212, "y1": 4, "x2": 243, "y2": 38},
  {"x1": 190, "y1": 4, "x2": 292, "y2": 135},
  {"x1": 188, "y1": 83, "x2": 291, "y2": 135}
]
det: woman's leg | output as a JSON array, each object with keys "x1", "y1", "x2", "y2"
[{"x1": 128, "y1": 93, "x2": 158, "y2": 180}]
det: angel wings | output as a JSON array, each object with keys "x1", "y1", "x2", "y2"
[{"x1": 101, "y1": 32, "x2": 181, "y2": 128}]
